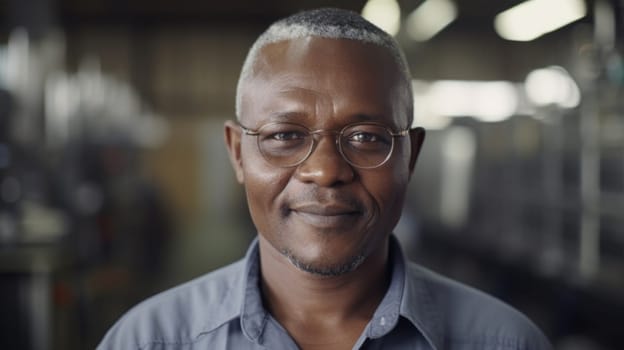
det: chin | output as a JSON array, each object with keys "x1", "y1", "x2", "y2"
[{"x1": 281, "y1": 248, "x2": 367, "y2": 277}]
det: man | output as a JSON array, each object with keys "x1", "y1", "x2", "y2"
[{"x1": 99, "y1": 8, "x2": 552, "y2": 350}]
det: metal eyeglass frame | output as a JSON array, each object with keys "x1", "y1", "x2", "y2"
[{"x1": 238, "y1": 121, "x2": 410, "y2": 169}]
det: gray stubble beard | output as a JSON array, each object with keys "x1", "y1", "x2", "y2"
[{"x1": 281, "y1": 248, "x2": 366, "y2": 277}]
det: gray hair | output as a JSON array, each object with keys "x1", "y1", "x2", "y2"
[{"x1": 235, "y1": 7, "x2": 413, "y2": 124}]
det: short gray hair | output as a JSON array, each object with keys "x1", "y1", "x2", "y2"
[{"x1": 235, "y1": 7, "x2": 413, "y2": 124}]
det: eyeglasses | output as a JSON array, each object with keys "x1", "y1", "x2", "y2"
[{"x1": 239, "y1": 121, "x2": 410, "y2": 169}]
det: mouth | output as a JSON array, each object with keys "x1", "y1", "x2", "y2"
[{"x1": 289, "y1": 203, "x2": 362, "y2": 228}]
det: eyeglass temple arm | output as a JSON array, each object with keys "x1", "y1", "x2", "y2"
[
  {"x1": 238, "y1": 123, "x2": 261, "y2": 136},
  {"x1": 391, "y1": 129, "x2": 410, "y2": 137}
]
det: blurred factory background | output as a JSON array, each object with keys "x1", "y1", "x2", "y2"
[{"x1": 0, "y1": 0, "x2": 622, "y2": 349}]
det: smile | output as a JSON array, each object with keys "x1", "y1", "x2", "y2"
[{"x1": 290, "y1": 204, "x2": 361, "y2": 228}]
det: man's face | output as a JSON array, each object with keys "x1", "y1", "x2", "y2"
[{"x1": 226, "y1": 37, "x2": 424, "y2": 276}]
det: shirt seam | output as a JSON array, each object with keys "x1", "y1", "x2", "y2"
[{"x1": 136, "y1": 316, "x2": 240, "y2": 350}]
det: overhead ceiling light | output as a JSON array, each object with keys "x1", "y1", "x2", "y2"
[
  {"x1": 428, "y1": 80, "x2": 518, "y2": 122},
  {"x1": 406, "y1": 0, "x2": 458, "y2": 41},
  {"x1": 525, "y1": 66, "x2": 581, "y2": 108},
  {"x1": 413, "y1": 80, "x2": 519, "y2": 123},
  {"x1": 412, "y1": 81, "x2": 452, "y2": 129},
  {"x1": 362, "y1": 0, "x2": 401, "y2": 36},
  {"x1": 494, "y1": 0, "x2": 587, "y2": 41}
]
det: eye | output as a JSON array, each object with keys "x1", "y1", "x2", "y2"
[
  {"x1": 269, "y1": 131, "x2": 307, "y2": 141},
  {"x1": 342, "y1": 125, "x2": 393, "y2": 152},
  {"x1": 346, "y1": 130, "x2": 392, "y2": 145},
  {"x1": 258, "y1": 123, "x2": 310, "y2": 153},
  {"x1": 348, "y1": 131, "x2": 381, "y2": 143}
]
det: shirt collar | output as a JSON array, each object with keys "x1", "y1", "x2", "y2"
[
  {"x1": 396, "y1": 240, "x2": 444, "y2": 350},
  {"x1": 238, "y1": 236, "x2": 444, "y2": 349},
  {"x1": 365, "y1": 236, "x2": 404, "y2": 338},
  {"x1": 239, "y1": 239, "x2": 269, "y2": 343},
  {"x1": 365, "y1": 236, "x2": 443, "y2": 350}
]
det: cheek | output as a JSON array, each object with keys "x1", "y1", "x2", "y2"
[
  {"x1": 241, "y1": 137, "x2": 284, "y2": 186},
  {"x1": 241, "y1": 142, "x2": 291, "y2": 227},
  {"x1": 364, "y1": 154, "x2": 411, "y2": 220},
  {"x1": 364, "y1": 173, "x2": 407, "y2": 213}
]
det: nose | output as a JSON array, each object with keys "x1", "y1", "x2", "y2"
[{"x1": 294, "y1": 133, "x2": 355, "y2": 187}]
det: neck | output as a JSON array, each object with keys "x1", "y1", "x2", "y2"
[{"x1": 258, "y1": 235, "x2": 391, "y2": 328}]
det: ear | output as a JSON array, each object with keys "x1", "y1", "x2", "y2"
[
  {"x1": 408, "y1": 127, "x2": 426, "y2": 177},
  {"x1": 224, "y1": 120, "x2": 245, "y2": 184}
]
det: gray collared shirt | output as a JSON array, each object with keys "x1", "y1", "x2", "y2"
[{"x1": 98, "y1": 237, "x2": 552, "y2": 349}]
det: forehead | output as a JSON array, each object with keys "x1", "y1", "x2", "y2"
[{"x1": 240, "y1": 37, "x2": 406, "y2": 127}]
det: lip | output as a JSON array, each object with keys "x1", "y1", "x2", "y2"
[
  {"x1": 291, "y1": 203, "x2": 359, "y2": 215},
  {"x1": 290, "y1": 203, "x2": 361, "y2": 228}
]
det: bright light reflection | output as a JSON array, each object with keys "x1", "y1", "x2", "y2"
[
  {"x1": 406, "y1": 0, "x2": 458, "y2": 41},
  {"x1": 428, "y1": 80, "x2": 518, "y2": 122},
  {"x1": 525, "y1": 66, "x2": 581, "y2": 108},
  {"x1": 494, "y1": 0, "x2": 586, "y2": 41},
  {"x1": 362, "y1": 0, "x2": 401, "y2": 36},
  {"x1": 440, "y1": 126, "x2": 476, "y2": 228},
  {"x1": 412, "y1": 81, "x2": 452, "y2": 129},
  {"x1": 414, "y1": 80, "x2": 518, "y2": 124}
]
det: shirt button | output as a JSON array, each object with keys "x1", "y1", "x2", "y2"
[{"x1": 379, "y1": 316, "x2": 386, "y2": 326}]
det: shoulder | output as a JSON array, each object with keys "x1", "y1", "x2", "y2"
[
  {"x1": 97, "y1": 260, "x2": 245, "y2": 350},
  {"x1": 405, "y1": 262, "x2": 552, "y2": 349}
]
